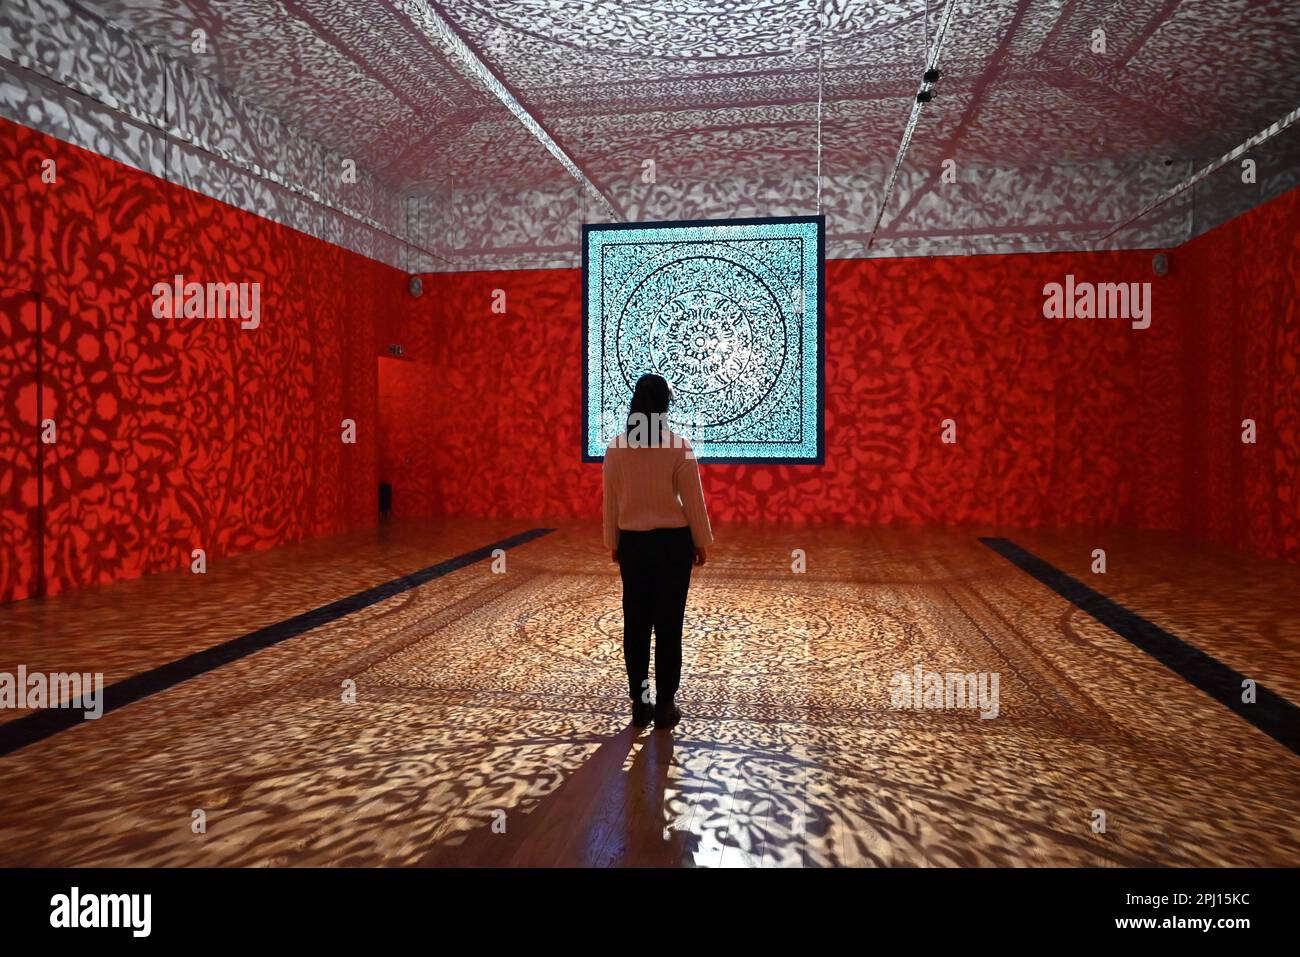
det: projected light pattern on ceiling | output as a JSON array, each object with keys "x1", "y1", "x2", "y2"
[{"x1": 584, "y1": 216, "x2": 823, "y2": 463}]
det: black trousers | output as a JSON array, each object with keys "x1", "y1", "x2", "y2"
[{"x1": 617, "y1": 526, "x2": 694, "y2": 703}]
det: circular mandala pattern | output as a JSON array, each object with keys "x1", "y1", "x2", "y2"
[
  {"x1": 514, "y1": 586, "x2": 916, "y2": 677},
  {"x1": 613, "y1": 248, "x2": 788, "y2": 434},
  {"x1": 649, "y1": 287, "x2": 756, "y2": 395}
]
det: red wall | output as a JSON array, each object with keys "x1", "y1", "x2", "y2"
[
  {"x1": 1174, "y1": 185, "x2": 1300, "y2": 561},
  {"x1": 4, "y1": 106, "x2": 1296, "y2": 606},
  {"x1": 380, "y1": 185, "x2": 1300, "y2": 564},
  {"x1": 1, "y1": 116, "x2": 404, "y2": 601},
  {"x1": 381, "y1": 250, "x2": 1189, "y2": 532}
]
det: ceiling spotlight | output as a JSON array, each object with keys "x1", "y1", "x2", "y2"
[
  {"x1": 923, "y1": 68, "x2": 941, "y2": 83},
  {"x1": 917, "y1": 90, "x2": 932, "y2": 103}
]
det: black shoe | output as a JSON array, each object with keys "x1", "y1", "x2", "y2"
[
  {"x1": 631, "y1": 701, "x2": 653, "y2": 728},
  {"x1": 654, "y1": 698, "x2": 681, "y2": 730}
]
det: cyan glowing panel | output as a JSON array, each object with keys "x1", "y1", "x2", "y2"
[{"x1": 583, "y1": 216, "x2": 824, "y2": 463}]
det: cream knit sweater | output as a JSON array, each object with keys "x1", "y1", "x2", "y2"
[{"x1": 602, "y1": 430, "x2": 714, "y2": 550}]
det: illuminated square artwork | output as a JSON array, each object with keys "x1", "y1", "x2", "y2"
[{"x1": 583, "y1": 216, "x2": 824, "y2": 463}]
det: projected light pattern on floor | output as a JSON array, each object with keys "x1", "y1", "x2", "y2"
[
  {"x1": 3, "y1": 521, "x2": 1300, "y2": 867},
  {"x1": 584, "y1": 217, "x2": 823, "y2": 462}
]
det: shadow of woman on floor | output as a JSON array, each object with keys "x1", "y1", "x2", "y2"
[{"x1": 418, "y1": 723, "x2": 702, "y2": 867}]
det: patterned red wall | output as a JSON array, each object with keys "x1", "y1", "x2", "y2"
[
  {"x1": 4, "y1": 108, "x2": 1296, "y2": 606},
  {"x1": 1174, "y1": 185, "x2": 1300, "y2": 562},
  {"x1": 382, "y1": 248, "x2": 1190, "y2": 533},
  {"x1": 0, "y1": 116, "x2": 401, "y2": 601},
  {"x1": 0, "y1": 288, "x2": 40, "y2": 602}
]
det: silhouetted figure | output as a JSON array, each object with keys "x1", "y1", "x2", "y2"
[{"x1": 603, "y1": 374, "x2": 713, "y2": 730}]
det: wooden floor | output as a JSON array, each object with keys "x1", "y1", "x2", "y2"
[{"x1": 1, "y1": 519, "x2": 1298, "y2": 867}]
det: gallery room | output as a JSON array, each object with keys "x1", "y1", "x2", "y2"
[{"x1": 0, "y1": 0, "x2": 1297, "y2": 932}]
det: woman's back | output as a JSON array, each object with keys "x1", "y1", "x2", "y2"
[{"x1": 603, "y1": 429, "x2": 713, "y2": 549}]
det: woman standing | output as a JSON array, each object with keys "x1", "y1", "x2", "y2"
[{"x1": 603, "y1": 374, "x2": 712, "y2": 730}]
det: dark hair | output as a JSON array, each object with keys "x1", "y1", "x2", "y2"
[{"x1": 626, "y1": 373, "x2": 672, "y2": 446}]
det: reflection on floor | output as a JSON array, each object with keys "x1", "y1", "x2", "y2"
[{"x1": 1, "y1": 520, "x2": 1298, "y2": 867}]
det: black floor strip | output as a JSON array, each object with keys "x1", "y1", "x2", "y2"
[
  {"x1": 980, "y1": 537, "x2": 1300, "y2": 757},
  {"x1": 0, "y1": 527, "x2": 555, "y2": 757}
]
